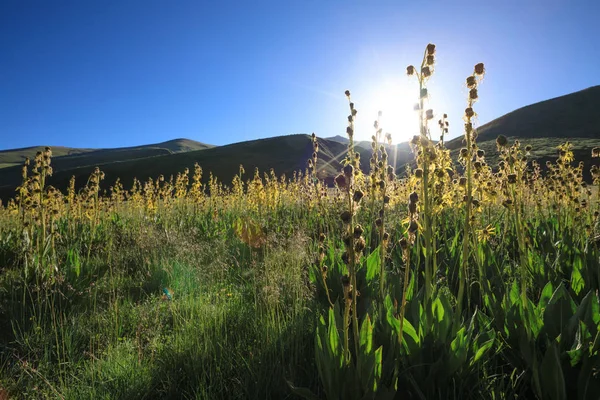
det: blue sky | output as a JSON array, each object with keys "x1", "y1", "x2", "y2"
[{"x1": 1, "y1": 0, "x2": 599, "y2": 150}]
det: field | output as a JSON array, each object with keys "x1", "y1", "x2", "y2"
[{"x1": 1, "y1": 45, "x2": 600, "y2": 399}]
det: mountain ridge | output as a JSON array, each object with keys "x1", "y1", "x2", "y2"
[{"x1": 1, "y1": 86, "x2": 600, "y2": 202}]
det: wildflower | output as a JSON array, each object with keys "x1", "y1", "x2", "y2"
[{"x1": 476, "y1": 225, "x2": 495, "y2": 243}]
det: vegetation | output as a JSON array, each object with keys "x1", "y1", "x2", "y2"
[{"x1": 1, "y1": 44, "x2": 600, "y2": 399}]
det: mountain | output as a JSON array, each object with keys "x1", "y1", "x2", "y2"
[
  {"x1": 0, "y1": 134, "x2": 416, "y2": 202},
  {"x1": 1, "y1": 86, "x2": 600, "y2": 203},
  {"x1": 0, "y1": 139, "x2": 214, "y2": 200},
  {"x1": 0, "y1": 146, "x2": 95, "y2": 169},
  {"x1": 446, "y1": 86, "x2": 600, "y2": 178},
  {"x1": 0, "y1": 138, "x2": 212, "y2": 170},
  {"x1": 450, "y1": 86, "x2": 600, "y2": 146}
]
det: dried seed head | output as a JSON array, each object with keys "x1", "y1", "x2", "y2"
[
  {"x1": 466, "y1": 76, "x2": 476, "y2": 89},
  {"x1": 399, "y1": 237, "x2": 408, "y2": 250},
  {"x1": 477, "y1": 149, "x2": 485, "y2": 158},
  {"x1": 459, "y1": 177, "x2": 467, "y2": 186},
  {"x1": 474, "y1": 63, "x2": 485, "y2": 75},
  {"x1": 354, "y1": 237, "x2": 366, "y2": 252},
  {"x1": 353, "y1": 224, "x2": 364, "y2": 238},
  {"x1": 469, "y1": 88, "x2": 478, "y2": 101},
  {"x1": 408, "y1": 220, "x2": 418, "y2": 234},
  {"x1": 464, "y1": 107, "x2": 475, "y2": 118},
  {"x1": 409, "y1": 191, "x2": 419, "y2": 204},
  {"x1": 375, "y1": 218, "x2": 382, "y2": 227},
  {"x1": 507, "y1": 174, "x2": 517, "y2": 184},
  {"x1": 426, "y1": 55, "x2": 435, "y2": 65},
  {"x1": 340, "y1": 210, "x2": 352, "y2": 224},
  {"x1": 345, "y1": 90, "x2": 351, "y2": 97},
  {"x1": 426, "y1": 43, "x2": 436, "y2": 55},
  {"x1": 406, "y1": 65, "x2": 415, "y2": 75},
  {"x1": 335, "y1": 174, "x2": 347, "y2": 189},
  {"x1": 409, "y1": 201, "x2": 417, "y2": 214},
  {"x1": 415, "y1": 168, "x2": 423, "y2": 178},
  {"x1": 343, "y1": 164, "x2": 354, "y2": 178},
  {"x1": 421, "y1": 66, "x2": 431, "y2": 78},
  {"x1": 496, "y1": 135, "x2": 508, "y2": 147},
  {"x1": 383, "y1": 232, "x2": 389, "y2": 241},
  {"x1": 353, "y1": 189, "x2": 364, "y2": 203},
  {"x1": 426, "y1": 109, "x2": 434, "y2": 120}
]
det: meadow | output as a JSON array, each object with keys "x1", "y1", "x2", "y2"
[{"x1": 1, "y1": 44, "x2": 600, "y2": 399}]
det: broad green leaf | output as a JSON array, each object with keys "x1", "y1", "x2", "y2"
[
  {"x1": 366, "y1": 246, "x2": 380, "y2": 282},
  {"x1": 571, "y1": 254, "x2": 585, "y2": 295},
  {"x1": 373, "y1": 345, "x2": 383, "y2": 390},
  {"x1": 538, "y1": 281, "x2": 554, "y2": 311},
  {"x1": 328, "y1": 307, "x2": 343, "y2": 368},
  {"x1": 286, "y1": 380, "x2": 321, "y2": 400},
  {"x1": 543, "y1": 283, "x2": 576, "y2": 340},
  {"x1": 509, "y1": 280, "x2": 520, "y2": 306},
  {"x1": 359, "y1": 315, "x2": 373, "y2": 355},
  {"x1": 539, "y1": 343, "x2": 567, "y2": 400},
  {"x1": 471, "y1": 337, "x2": 495, "y2": 366}
]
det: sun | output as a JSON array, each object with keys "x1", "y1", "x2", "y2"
[{"x1": 358, "y1": 80, "x2": 420, "y2": 144}]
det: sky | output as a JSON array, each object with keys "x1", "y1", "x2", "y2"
[{"x1": 1, "y1": 0, "x2": 599, "y2": 150}]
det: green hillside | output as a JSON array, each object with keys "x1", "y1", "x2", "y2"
[
  {"x1": 0, "y1": 139, "x2": 213, "y2": 199},
  {"x1": 0, "y1": 146, "x2": 95, "y2": 169},
  {"x1": 446, "y1": 86, "x2": 600, "y2": 177}
]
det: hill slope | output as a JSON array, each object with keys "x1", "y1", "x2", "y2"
[
  {"x1": 0, "y1": 139, "x2": 214, "y2": 195},
  {"x1": 2, "y1": 86, "x2": 600, "y2": 202},
  {"x1": 0, "y1": 134, "x2": 415, "y2": 201},
  {"x1": 446, "y1": 86, "x2": 600, "y2": 177}
]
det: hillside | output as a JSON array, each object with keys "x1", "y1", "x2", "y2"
[
  {"x1": 0, "y1": 139, "x2": 213, "y2": 198},
  {"x1": 0, "y1": 146, "x2": 95, "y2": 169},
  {"x1": 2, "y1": 86, "x2": 600, "y2": 202},
  {"x1": 0, "y1": 134, "x2": 415, "y2": 202},
  {"x1": 446, "y1": 86, "x2": 600, "y2": 177}
]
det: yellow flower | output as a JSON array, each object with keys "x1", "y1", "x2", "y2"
[{"x1": 476, "y1": 225, "x2": 495, "y2": 243}]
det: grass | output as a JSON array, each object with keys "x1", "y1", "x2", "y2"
[{"x1": 1, "y1": 44, "x2": 600, "y2": 399}]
